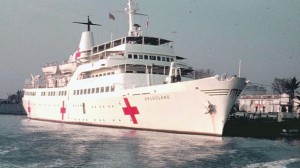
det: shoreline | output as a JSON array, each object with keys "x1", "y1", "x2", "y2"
[{"x1": 0, "y1": 103, "x2": 26, "y2": 115}]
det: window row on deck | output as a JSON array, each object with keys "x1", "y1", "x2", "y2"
[
  {"x1": 72, "y1": 86, "x2": 115, "y2": 96},
  {"x1": 90, "y1": 71, "x2": 115, "y2": 78},
  {"x1": 24, "y1": 91, "x2": 36, "y2": 96},
  {"x1": 25, "y1": 90, "x2": 67, "y2": 97},
  {"x1": 41, "y1": 90, "x2": 67, "y2": 97},
  {"x1": 127, "y1": 54, "x2": 174, "y2": 62},
  {"x1": 25, "y1": 85, "x2": 116, "y2": 97}
]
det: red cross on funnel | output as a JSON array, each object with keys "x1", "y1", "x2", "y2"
[
  {"x1": 60, "y1": 101, "x2": 66, "y2": 120},
  {"x1": 75, "y1": 48, "x2": 81, "y2": 60},
  {"x1": 122, "y1": 98, "x2": 139, "y2": 124}
]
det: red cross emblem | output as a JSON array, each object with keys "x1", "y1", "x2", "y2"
[
  {"x1": 122, "y1": 98, "x2": 139, "y2": 124},
  {"x1": 27, "y1": 101, "x2": 31, "y2": 117},
  {"x1": 60, "y1": 101, "x2": 66, "y2": 120}
]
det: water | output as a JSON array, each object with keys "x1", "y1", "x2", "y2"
[{"x1": 1, "y1": 115, "x2": 300, "y2": 168}]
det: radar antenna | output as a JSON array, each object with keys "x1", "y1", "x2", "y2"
[{"x1": 73, "y1": 16, "x2": 101, "y2": 31}]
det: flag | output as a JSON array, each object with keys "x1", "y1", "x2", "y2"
[
  {"x1": 109, "y1": 13, "x2": 115, "y2": 20},
  {"x1": 146, "y1": 20, "x2": 149, "y2": 28}
]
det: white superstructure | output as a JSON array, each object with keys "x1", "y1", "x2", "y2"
[{"x1": 22, "y1": 0, "x2": 247, "y2": 136}]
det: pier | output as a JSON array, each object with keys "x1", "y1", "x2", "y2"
[
  {"x1": 0, "y1": 103, "x2": 26, "y2": 115},
  {"x1": 224, "y1": 112, "x2": 300, "y2": 138}
]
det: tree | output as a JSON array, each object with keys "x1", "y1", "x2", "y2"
[
  {"x1": 285, "y1": 77, "x2": 300, "y2": 99},
  {"x1": 194, "y1": 69, "x2": 214, "y2": 79},
  {"x1": 271, "y1": 77, "x2": 300, "y2": 112},
  {"x1": 271, "y1": 78, "x2": 288, "y2": 94},
  {"x1": 285, "y1": 77, "x2": 300, "y2": 112},
  {"x1": 296, "y1": 92, "x2": 300, "y2": 110}
]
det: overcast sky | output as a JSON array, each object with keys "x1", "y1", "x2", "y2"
[{"x1": 0, "y1": 0, "x2": 299, "y2": 97}]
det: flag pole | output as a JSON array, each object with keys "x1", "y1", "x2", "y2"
[
  {"x1": 109, "y1": 12, "x2": 116, "y2": 43},
  {"x1": 110, "y1": 31, "x2": 113, "y2": 42}
]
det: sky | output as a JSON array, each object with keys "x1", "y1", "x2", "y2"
[{"x1": 0, "y1": 0, "x2": 299, "y2": 97}]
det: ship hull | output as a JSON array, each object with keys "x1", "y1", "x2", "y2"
[{"x1": 22, "y1": 77, "x2": 245, "y2": 136}]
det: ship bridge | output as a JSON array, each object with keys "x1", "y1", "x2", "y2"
[
  {"x1": 75, "y1": 35, "x2": 181, "y2": 67},
  {"x1": 90, "y1": 36, "x2": 173, "y2": 56}
]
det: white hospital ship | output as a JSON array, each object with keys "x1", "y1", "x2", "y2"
[{"x1": 22, "y1": 0, "x2": 247, "y2": 136}]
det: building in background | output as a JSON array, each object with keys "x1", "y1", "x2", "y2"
[{"x1": 238, "y1": 84, "x2": 299, "y2": 113}]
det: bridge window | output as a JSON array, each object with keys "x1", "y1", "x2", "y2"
[
  {"x1": 134, "y1": 54, "x2": 138, "y2": 59},
  {"x1": 105, "y1": 43, "x2": 111, "y2": 50},
  {"x1": 98, "y1": 45, "x2": 105, "y2": 52},
  {"x1": 144, "y1": 55, "x2": 148, "y2": 60},
  {"x1": 93, "y1": 47, "x2": 97, "y2": 53},
  {"x1": 128, "y1": 54, "x2": 132, "y2": 59},
  {"x1": 111, "y1": 86, "x2": 115, "y2": 92},
  {"x1": 157, "y1": 56, "x2": 161, "y2": 61},
  {"x1": 114, "y1": 39, "x2": 122, "y2": 46},
  {"x1": 150, "y1": 55, "x2": 156, "y2": 60}
]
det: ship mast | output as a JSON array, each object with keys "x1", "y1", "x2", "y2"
[
  {"x1": 126, "y1": 0, "x2": 147, "y2": 36},
  {"x1": 73, "y1": 16, "x2": 101, "y2": 31},
  {"x1": 127, "y1": 0, "x2": 135, "y2": 36}
]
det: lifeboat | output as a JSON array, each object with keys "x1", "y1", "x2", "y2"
[
  {"x1": 42, "y1": 64, "x2": 58, "y2": 75},
  {"x1": 59, "y1": 62, "x2": 77, "y2": 74}
]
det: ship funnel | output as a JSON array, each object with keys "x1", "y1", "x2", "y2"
[
  {"x1": 73, "y1": 16, "x2": 99, "y2": 58},
  {"x1": 75, "y1": 31, "x2": 94, "y2": 58},
  {"x1": 79, "y1": 31, "x2": 95, "y2": 52}
]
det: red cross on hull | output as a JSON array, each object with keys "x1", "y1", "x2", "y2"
[
  {"x1": 60, "y1": 101, "x2": 66, "y2": 120},
  {"x1": 122, "y1": 98, "x2": 139, "y2": 124},
  {"x1": 27, "y1": 101, "x2": 31, "y2": 117}
]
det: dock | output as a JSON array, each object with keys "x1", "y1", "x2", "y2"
[
  {"x1": 0, "y1": 103, "x2": 26, "y2": 115},
  {"x1": 224, "y1": 112, "x2": 300, "y2": 138}
]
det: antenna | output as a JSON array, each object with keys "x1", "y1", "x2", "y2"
[
  {"x1": 171, "y1": 31, "x2": 177, "y2": 46},
  {"x1": 238, "y1": 59, "x2": 241, "y2": 77},
  {"x1": 73, "y1": 16, "x2": 101, "y2": 31}
]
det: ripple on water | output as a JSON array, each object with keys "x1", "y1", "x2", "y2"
[{"x1": 245, "y1": 158, "x2": 300, "y2": 168}]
